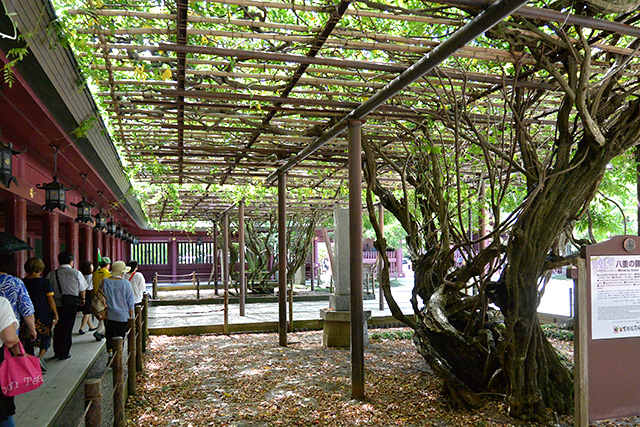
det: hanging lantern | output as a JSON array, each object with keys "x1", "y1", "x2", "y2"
[
  {"x1": 106, "y1": 218, "x2": 117, "y2": 235},
  {"x1": 116, "y1": 225, "x2": 123, "y2": 239},
  {"x1": 122, "y1": 230, "x2": 130, "y2": 242},
  {"x1": 196, "y1": 237, "x2": 203, "y2": 246},
  {"x1": 132, "y1": 236, "x2": 139, "y2": 245},
  {"x1": 36, "y1": 145, "x2": 74, "y2": 212},
  {"x1": 36, "y1": 176, "x2": 73, "y2": 212},
  {"x1": 71, "y1": 198, "x2": 96, "y2": 223},
  {"x1": 94, "y1": 211, "x2": 108, "y2": 231},
  {"x1": 0, "y1": 140, "x2": 26, "y2": 189}
]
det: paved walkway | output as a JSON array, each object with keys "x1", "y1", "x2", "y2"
[
  {"x1": 15, "y1": 314, "x2": 105, "y2": 427},
  {"x1": 148, "y1": 287, "x2": 413, "y2": 330},
  {"x1": 146, "y1": 274, "x2": 574, "y2": 330}
]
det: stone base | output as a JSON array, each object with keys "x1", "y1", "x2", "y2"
[{"x1": 320, "y1": 308, "x2": 372, "y2": 348}]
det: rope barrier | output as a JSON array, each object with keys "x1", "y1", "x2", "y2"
[{"x1": 156, "y1": 272, "x2": 196, "y2": 278}]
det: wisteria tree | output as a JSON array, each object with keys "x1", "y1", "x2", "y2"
[{"x1": 363, "y1": 1, "x2": 640, "y2": 420}]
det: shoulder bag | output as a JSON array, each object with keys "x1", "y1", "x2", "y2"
[
  {"x1": 55, "y1": 269, "x2": 81, "y2": 308},
  {"x1": 91, "y1": 279, "x2": 108, "y2": 320}
]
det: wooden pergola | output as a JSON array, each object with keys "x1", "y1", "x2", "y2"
[
  {"x1": 43, "y1": 0, "x2": 562, "y2": 219},
  {"x1": 11, "y1": 0, "x2": 638, "y2": 401},
  {"x1": 46, "y1": 0, "x2": 640, "y2": 223}
]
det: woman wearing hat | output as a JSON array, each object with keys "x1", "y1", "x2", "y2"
[{"x1": 100, "y1": 261, "x2": 134, "y2": 364}]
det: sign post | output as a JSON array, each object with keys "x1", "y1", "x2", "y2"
[{"x1": 575, "y1": 235, "x2": 640, "y2": 423}]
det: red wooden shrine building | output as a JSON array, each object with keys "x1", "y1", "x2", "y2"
[{"x1": 0, "y1": 5, "x2": 150, "y2": 277}]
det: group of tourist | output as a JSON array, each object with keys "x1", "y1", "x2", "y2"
[{"x1": 0, "y1": 252, "x2": 146, "y2": 426}]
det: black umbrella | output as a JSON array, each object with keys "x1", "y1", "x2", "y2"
[{"x1": 0, "y1": 232, "x2": 32, "y2": 254}]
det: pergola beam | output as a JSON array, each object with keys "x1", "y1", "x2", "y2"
[
  {"x1": 175, "y1": 0, "x2": 188, "y2": 184},
  {"x1": 266, "y1": 0, "x2": 529, "y2": 184},
  {"x1": 219, "y1": 0, "x2": 354, "y2": 184}
]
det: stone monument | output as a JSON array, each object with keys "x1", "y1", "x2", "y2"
[{"x1": 320, "y1": 207, "x2": 371, "y2": 347}]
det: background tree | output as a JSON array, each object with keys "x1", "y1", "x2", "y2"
[
  {"x1": 245, "y1": 214, "x2": 279, "y2": 293},
  {"x1": 285, "y1": 210, "x2": 328, "y2": 283}
]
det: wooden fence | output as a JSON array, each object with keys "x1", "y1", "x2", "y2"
[{"x1": 76, "y1": 295, "x2": 149, "y2": 427}]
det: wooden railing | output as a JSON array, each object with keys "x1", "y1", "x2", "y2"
[{"x1": 77, "y1": 295, "x2": 149, "y2": 427}]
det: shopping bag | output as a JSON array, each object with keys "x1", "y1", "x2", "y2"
[{"x1": 0, "y1": 342, "x2": 43, "y2": 397}]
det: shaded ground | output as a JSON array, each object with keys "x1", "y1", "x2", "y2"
[
  {"x1": 124, "y1": 329, "x2": 543, "y2": 426},
  {"x1": 124, "y1": 329, "x2": 639, "y2": 426}
]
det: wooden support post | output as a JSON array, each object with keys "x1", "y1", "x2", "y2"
[
  {"x1": 223, "y1": 212, "x2": 229, "y2": 335},
  {"x1": 135, "y1": 306, "x2": 143, "y2": 371},
  {"x1": 572, "y1": 261, "x2": 588, "y2": 427},
  {"x1": 152, "y1": 272, "x2": 158, "y2": 299},
  {"x1": 196, "y1": 277, "x2": 200, "y2": 300},
  {"x1": 127, "y1": 318, "x2": 137, "y2": 397},
  {"x1": 142, "y1": 295, "x2": 149, "y2": 353},
  {"x1": 84, "y1": 378, "x2": 102, "y2": 427},
  {"x1": 478, "y1": 179, "x2": 487, "y2": 251},
  {"x1": 348, "y1": 120, "x2": 365, "y2": 400},
  {"x1": 636, "y1": 146, "x2": 640, "y2": 236},
  {"x1": 278, "y1": 172, "x2": 287, "y2": 347},
  {"x1": 310, "y1": 245, "x2": 315, "y2": 291},
  {"x1": 239, "y1": 199, "x2": 246, "y2": 316},
  {"x1": 378, "y1": 204, "x2": 385, "y2": 311},
  {"x1": 113, "y1": 337, "x2": 125, "y2": 427},
  {"x1": 213, "y1": 221, "x2": 219, "y2": 295},
  {"x1": 192, "y1": 271, "x2": 196, "y2": 295},
  {"x1": 7, "y1": 196, "x2": 27, "y2": 277}
]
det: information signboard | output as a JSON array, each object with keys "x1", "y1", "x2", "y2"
[
  {"x1": 579, "y1": 236, "x2": 640, "y2": 422},
  {"x1": 590, "y1": 254, "x2": 640, "y2": 340}
]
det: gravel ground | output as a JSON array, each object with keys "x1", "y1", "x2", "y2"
[
  {"x1": 55, "y1": 347, "x2": 118, "y2": 426},
  {"x1": 56, "y1": 327, "x2": 639, "y2": 427}
]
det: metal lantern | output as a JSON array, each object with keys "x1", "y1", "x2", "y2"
[
  {"x1": 132, "y1": 236, "x2": 139, "y2": 245},
  {"x1": 71, "y1": 198, "x2": 96, "y2": 223},
  {"x1": 94, "y1": 211, "x2": 108, "y2": 231},
  {"x1": 196, "y1": 237, "x2": 203, "y2": 246},
  {"x1": 116, "y1": 226, "x2": 123, "y2": 239},
  {"x1": 123, "y1": 230, "x2": 131, "y2": 242},
  {"x1": 0, "y1": 141, "x2": 25, "y2": 189},
  {"x1": 106, "y1": 219, "x2": 117, "y2": 235},
  {"x1": 36, "y1": 176, "x2": 73, "y2": 212}
]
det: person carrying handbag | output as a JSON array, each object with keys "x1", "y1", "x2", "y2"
[
  {"x1": 0, "y1": 296, "x2": 26, "y2": 427},
  {"x1": 45, "y1": 252, "x2": 89, "y2": 361}
]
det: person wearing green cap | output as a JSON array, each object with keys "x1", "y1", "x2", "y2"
[{"x1": 91, "y1": 257, "x2": 111, "y2": 341}]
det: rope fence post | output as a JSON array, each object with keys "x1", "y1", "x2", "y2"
[
  {"x1": 113, "y1": 337, "x2": 125, "y2": 427},
  {"x1": 84, "y1": 378, "x2": 102, "y2": 427},
  {"x1": 142, "y1": 294, "x2": 149, "y2": 353},
  {"x1": 135, "y1": 306, "x2": 143, "y2": 371},
  {"x1": 152, "y1": 272, "x2": 158, "y2": 299},
  {"x1": 127, "y1": 318, "x2": 137, "y2": 396},
  {"x1": 196, "y1": 277, "x2": 200, "y2": 300}
]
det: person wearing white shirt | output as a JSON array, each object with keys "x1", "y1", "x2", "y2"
[
  {"x1": 46, "y1": 252, "x2": 89, "y2": 360},
  {"x1": 124, "y1": 261, "x2": 146, "y2": 305},
  {"x1": 0, "y1": 296, "x2": 22, "y2": 426}
]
